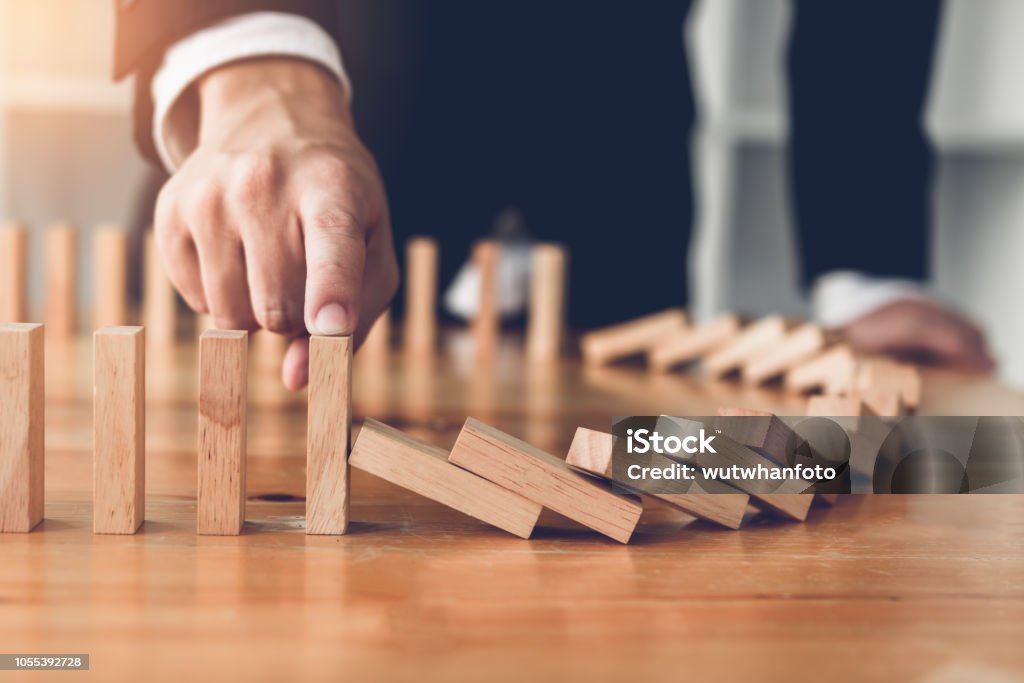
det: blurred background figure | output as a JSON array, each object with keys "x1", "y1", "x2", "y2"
[{"x1": 0, "y1": 1, "x2": 1021, "y2": 380}]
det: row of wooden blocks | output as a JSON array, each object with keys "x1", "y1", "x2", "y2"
[
  {"x1": 580, "y1": 309, "x2": 923, "y2": 417},
  {"x1": 0, "y1": 322, "x2": 350, "y2": 535},
  {"x1": 0, "y1": 222, "x2": 570, "y2": 361}
]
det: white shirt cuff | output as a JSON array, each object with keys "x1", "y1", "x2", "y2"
[
  {"x1": 150, "y1": 11, "x2": 350, "y2": 171},
  {"x1": 812, "y1": 270, "x2": 932, "y2": 328}
]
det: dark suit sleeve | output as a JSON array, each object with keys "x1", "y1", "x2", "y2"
[
  {"x1": 787, "y1": 0, "x2": 943, "y2": 287},
  {"x1": 113, "y1": 0, "x2": 340, "y2": 163}
]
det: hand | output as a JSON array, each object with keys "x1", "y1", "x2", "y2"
[
  {"x1": 841, "y1": 299, "x2": 995, "y2": 371},
  {"x1": 154, "y1": 58, "x2": 398, "y2": 390}
]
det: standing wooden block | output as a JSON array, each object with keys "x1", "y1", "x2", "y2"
[
  {"x1": 704, "y1": 315, "x2": 787, "y2": 377},
  {"x1": 856, "y1": 359, "x2": 921, "y2": 411},
  {"x1": 404, "y1": 236, "x2": 439, "y2": 354},
  {"x1": 785, "y1": 344, "x2": 856, "y2": 394},
  {"x1": 306, "y1": 335, "x2": 352, "y2": 535},
  {"x1": 580, "y1": 308, "x2": 687, "y2": 367},
  {"x1": 564, "y1": 427, "x2": 748, "y2": 529},
  {"x1": 448, "y1": 418, "x2": 643, "y2": 543},
  {"x1": 742, "y1": 323, "x2": 825, "y2": 385},
  {"x1": 351, "y1": 419, "x2": 542, "y2": 538},
  {"x1": 94, "y1": 327, "x2": 145, "y2": 534},
  {"x1": 198, "y1": 330, "x2": 248, "y2": 535},
  {"x1": 0, "y1": 223, "x2": 28, "y2": 323},
  {"x1": 143, "y1": 232, "x2": 176, "y2": 344},
  {"x1": 45, "y1": 223, "x2": 77, "y2": 339},
  {"x1": 93, "y1": 226, "x2": 129, "y2": 329},
  {"x1": 525, "y1": 243, "x2": 568, "y2": 361},
  {"x1": 471, "y1": 240, "x2": 501, "y2": 357},
  {"x1": 360, "y1": 309, "x2": 391, "y2": 359},
  {"x1": 648, "y1": 314, "x2": 740, "y2": 372},
  {"x1": 0, "y1": 323, "x2": 44, "y2": 532}
]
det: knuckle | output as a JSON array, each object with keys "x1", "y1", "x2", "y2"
[
  {"x1": 229, "y1": 150, "x2": 281, "y2": 205},
  {"x1": 307, "y1": 207, "x2": 363, "y2": 240},
  {"x1": 183, "y1": 182, "x2": 223, "y2": 224}
]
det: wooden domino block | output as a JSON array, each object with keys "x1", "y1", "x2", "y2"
[
  {"x1": 471, "y1": 240, "x2": 501, "y2": 357},
  {"x1": 93, "y1": 226, "x2": 129, "y2": 329},
  {"x1": 648, "y1": 314, "x2": 740, "y2": 372},
  {"x1": 704, "y1": 315, "x2": 787, "y2": 377},
  {"x1": 404, "y1": 236, "x2": 439, "y2": 355},
  {"x1": 856, "y1": 359, "x2": 921, "y2": 411},
  {"x1": 45, "y1": 223, "x2": 77, "y2": 339},
  {"x1": 0, "y1": 223, "x2": 28, "y2": 323},
  {"x1": 855, "y1": 384, "x2": 905, "y2": 417},
  {"x1": 785, "y1": 344, "x2": 856, "y2": 394},
  {"x1": 360, "y1": 309, "x2": 391, "y2": 359},
  {"x1": 198, "y1": 330, "x2": 248, "y2": 535},
  {"x1": 525, "y1": 243, "x2": 568, "y2": 361},
  {"x1": 143, "y1": 232, "x2": 176, "y2": 344},
  {"x1": 565, "y1": 427, "x2": 748, "y2": 529},
  {"x1": 306, "y1": 335, "x2": 352, "y2": 535},
  {"x1": 448, "y1": 418, "x2": 643, "y2": 543},
  {"x1": 350, "y1": 418, "x2": 542, "y2": 538},
  {"x1": 580, "y1": 308, "x2": 687, "y2": 367},
  {"x1": 0, "y1": 323, "x2": 44, "y2": 532},
  {"x1": 742, "y1": 323, "x2": 825, "y2": 385},
  {"x1": 703, "y1": 410, "x2": 812, "y2": 521},
  {"x1": 805, "y1": 394, "x2": 874, "y2": 431},
  {"x1": 94, "y1": 327, "x2": 145, "y2": 534}
]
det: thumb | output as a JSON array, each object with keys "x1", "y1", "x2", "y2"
[{"x1": 299, "y1": 191, "x2": 367, "y2": 337}]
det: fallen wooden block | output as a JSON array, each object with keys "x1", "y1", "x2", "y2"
[
  {"x1": 94, "y1": 326, "x2": 145, "y2": 534},
  {"x1": 564, "y1": 427, "x2": 748, "y2": 529},
  {"x1": 704, "y1": 315, "x2": 787, "y2": 377},
  {"x1": 351, "y1": 419, "x2": 542, "y2": 538},
  {"x1": 856, "y1": 359, "x2": 921, "y2": 411},
  {"x1": 785, "y1": 344, "x2": 856, "y2": 394},
  {"x1": 306, "y1": 335, "x2": 352, "y2": 535},
  {"x1": 525, "y1": 243, "x2": 568, "y2": 361},
  {"x1": 580, "y1": 308, "x2": 687, "y2": 367},
  {"x1": 404, "y1": 236, "x2": 439, "y2": 355},
  {"x1": 143, "y1": 232, "x2": 177, "y2": 344},
  {"x1": 93, "y1": 226, "x2": 129, "y2": 329},
  {"x1": 45, "y1": 223, "x2": 77, "y2": 339},
  {"x1": 648, "y1": 314, "x2": 740, "y2": 373},
  {"x1": 0, "y1": 323, "x2": 44, "y2": 532},
  {"x1": 855, "y1": 384, "x2": 905, "y2": 417},
  {"x1": 198, "y1": 330, "x2": 248, "y2": 535},
  {"x1": 742, "y1": 323, "x2": 825, "y2": 385},
  {"x1": 448, "y1": 418, "x2": 643, "y2": 543},
  {"x1": 0, "y1": 223, "x2": 27, "y2": 323},
  {"x1": 471, "y1": 240, "x2": 501, "y2": 358}
]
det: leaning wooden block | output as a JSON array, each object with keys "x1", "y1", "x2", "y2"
[
  {"x1": 855, "y1": 384, "x2": 905, "y2": 417},
  {"x1": 648, "y1": 314, "x2": 740, "y2": 372},
  {"x1": 306, "y1": 335, "x2": 352, "y2": 535},
  {"x1": 448, "y1": 418, "x2": 643, "y2": 543},
  {"x1": 198, "y1": 330, "x2": 248, "y2": 535},
  {"x1": 351, "y1": 419, "x2": 542, "y2": 538},
  {"x1": 0, "y1": 223, "x2": 28, "y2": 323},
  {"x1": 565, "y1": 427, "x2": 748, "y2": 529},
  {"x1": 742, "y1": 323, "x2": 825, "y2": 385},
  {"x1": 0, "y1": 323, "x2": 44, "y2": 532},
  {"x1": 704, "y1": 315, "x2": 787, "y2": 377},
  {"x1": 45, "y1": 223, "x2": 77, "y2": 339},
  {"x1": 856, "y1": 359, "x2": 921, "y2": 410},
  {"x1": 580, "y1": 308, "x2": 687, "y2": 367},
  {"x1": 715, "y1": 408, "x2": 802, "y2": 463},
  {"x1": 94, "y1": 327, "x2": 145, "y2": 534},
  {"x1": 93, "y1": 226, "x2": 129, "y2": 328},
  {"x1": 785, "y1": 344, "x2": 856, "y2": 394}
]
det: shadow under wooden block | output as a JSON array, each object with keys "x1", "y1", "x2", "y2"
[
  {"x1": 351, "y1": 419, "x2": 541, "y2": 538},
  {"x1": 565, "y1": 426, "x2": 748, "y2": 529},
  {"x1": 448, "y1": 418, "x2": 643, "y2": 543}
]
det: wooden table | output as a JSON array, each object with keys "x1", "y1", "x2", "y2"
[{"x1": 2, "y1": 332, "x2": 1022, "y2": 682}]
